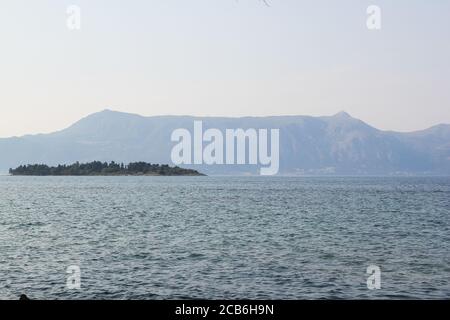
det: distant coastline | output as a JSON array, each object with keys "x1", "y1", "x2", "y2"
[
  {"x1": 8, "y1": 161, "x2": 205, "y2": 176},
  {"x1": 2, "y1": 110, "x2": 449, "y2": 175}
]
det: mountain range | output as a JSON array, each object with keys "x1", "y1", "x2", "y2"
[{"x1": 1, "y1": 109, "x2": 449, "y2": 175}]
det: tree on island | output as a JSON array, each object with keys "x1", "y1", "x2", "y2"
[{"x1": 9, "y1": 161, "x2": 204, "y2": 176}]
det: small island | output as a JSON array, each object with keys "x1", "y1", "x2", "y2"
[{"x1": 9, "y1": 161, "x2": 205, "y2": 176}]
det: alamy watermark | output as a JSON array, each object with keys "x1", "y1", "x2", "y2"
[
  {"x1": 66, "y1": 265, "x2": 81, "y2": 290},
  {"x1": 366, "y1": 265, "x2": 381, "y2": 290},
  {"x1": 367, "y1": 5, "x2": 381, "y2": 30},
  {"x1": 171, "y1": 121, "x2": 279, "y2": 175},
  {"x1": 67, "y1": 5, "x2": 81, "y2": 31}
]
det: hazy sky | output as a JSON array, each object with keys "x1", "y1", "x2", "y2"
[{"x1": 1, "y1": 0, "x2": 449, "y2": 137}]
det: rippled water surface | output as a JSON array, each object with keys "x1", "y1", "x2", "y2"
[{"x1": 0, "y1": 176, "x2": 449, "y2": 299}]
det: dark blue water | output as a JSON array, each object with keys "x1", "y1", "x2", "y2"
[{"x1": 0, "y1": 176, "x2": 449, "y2": 299}]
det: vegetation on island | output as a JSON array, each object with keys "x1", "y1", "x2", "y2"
[{"x1": 9, "y1": 161, "x2": 204, "y2": 176}]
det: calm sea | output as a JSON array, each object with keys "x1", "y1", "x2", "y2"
[{"x1": 0, "y1": 176, "x2": 449, "y2": 299}]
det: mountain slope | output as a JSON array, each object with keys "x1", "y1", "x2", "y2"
[{"x1": 1, "y1": 110, "x2": 449, "y2": 175}]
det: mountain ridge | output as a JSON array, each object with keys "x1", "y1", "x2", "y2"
[{"x1": 1, "y1": 110, "x2": 449, "y2": 175}]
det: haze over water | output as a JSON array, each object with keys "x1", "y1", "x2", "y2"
[{"x1": 0, "y1": 176, "x2": 449, "y2": 299}]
